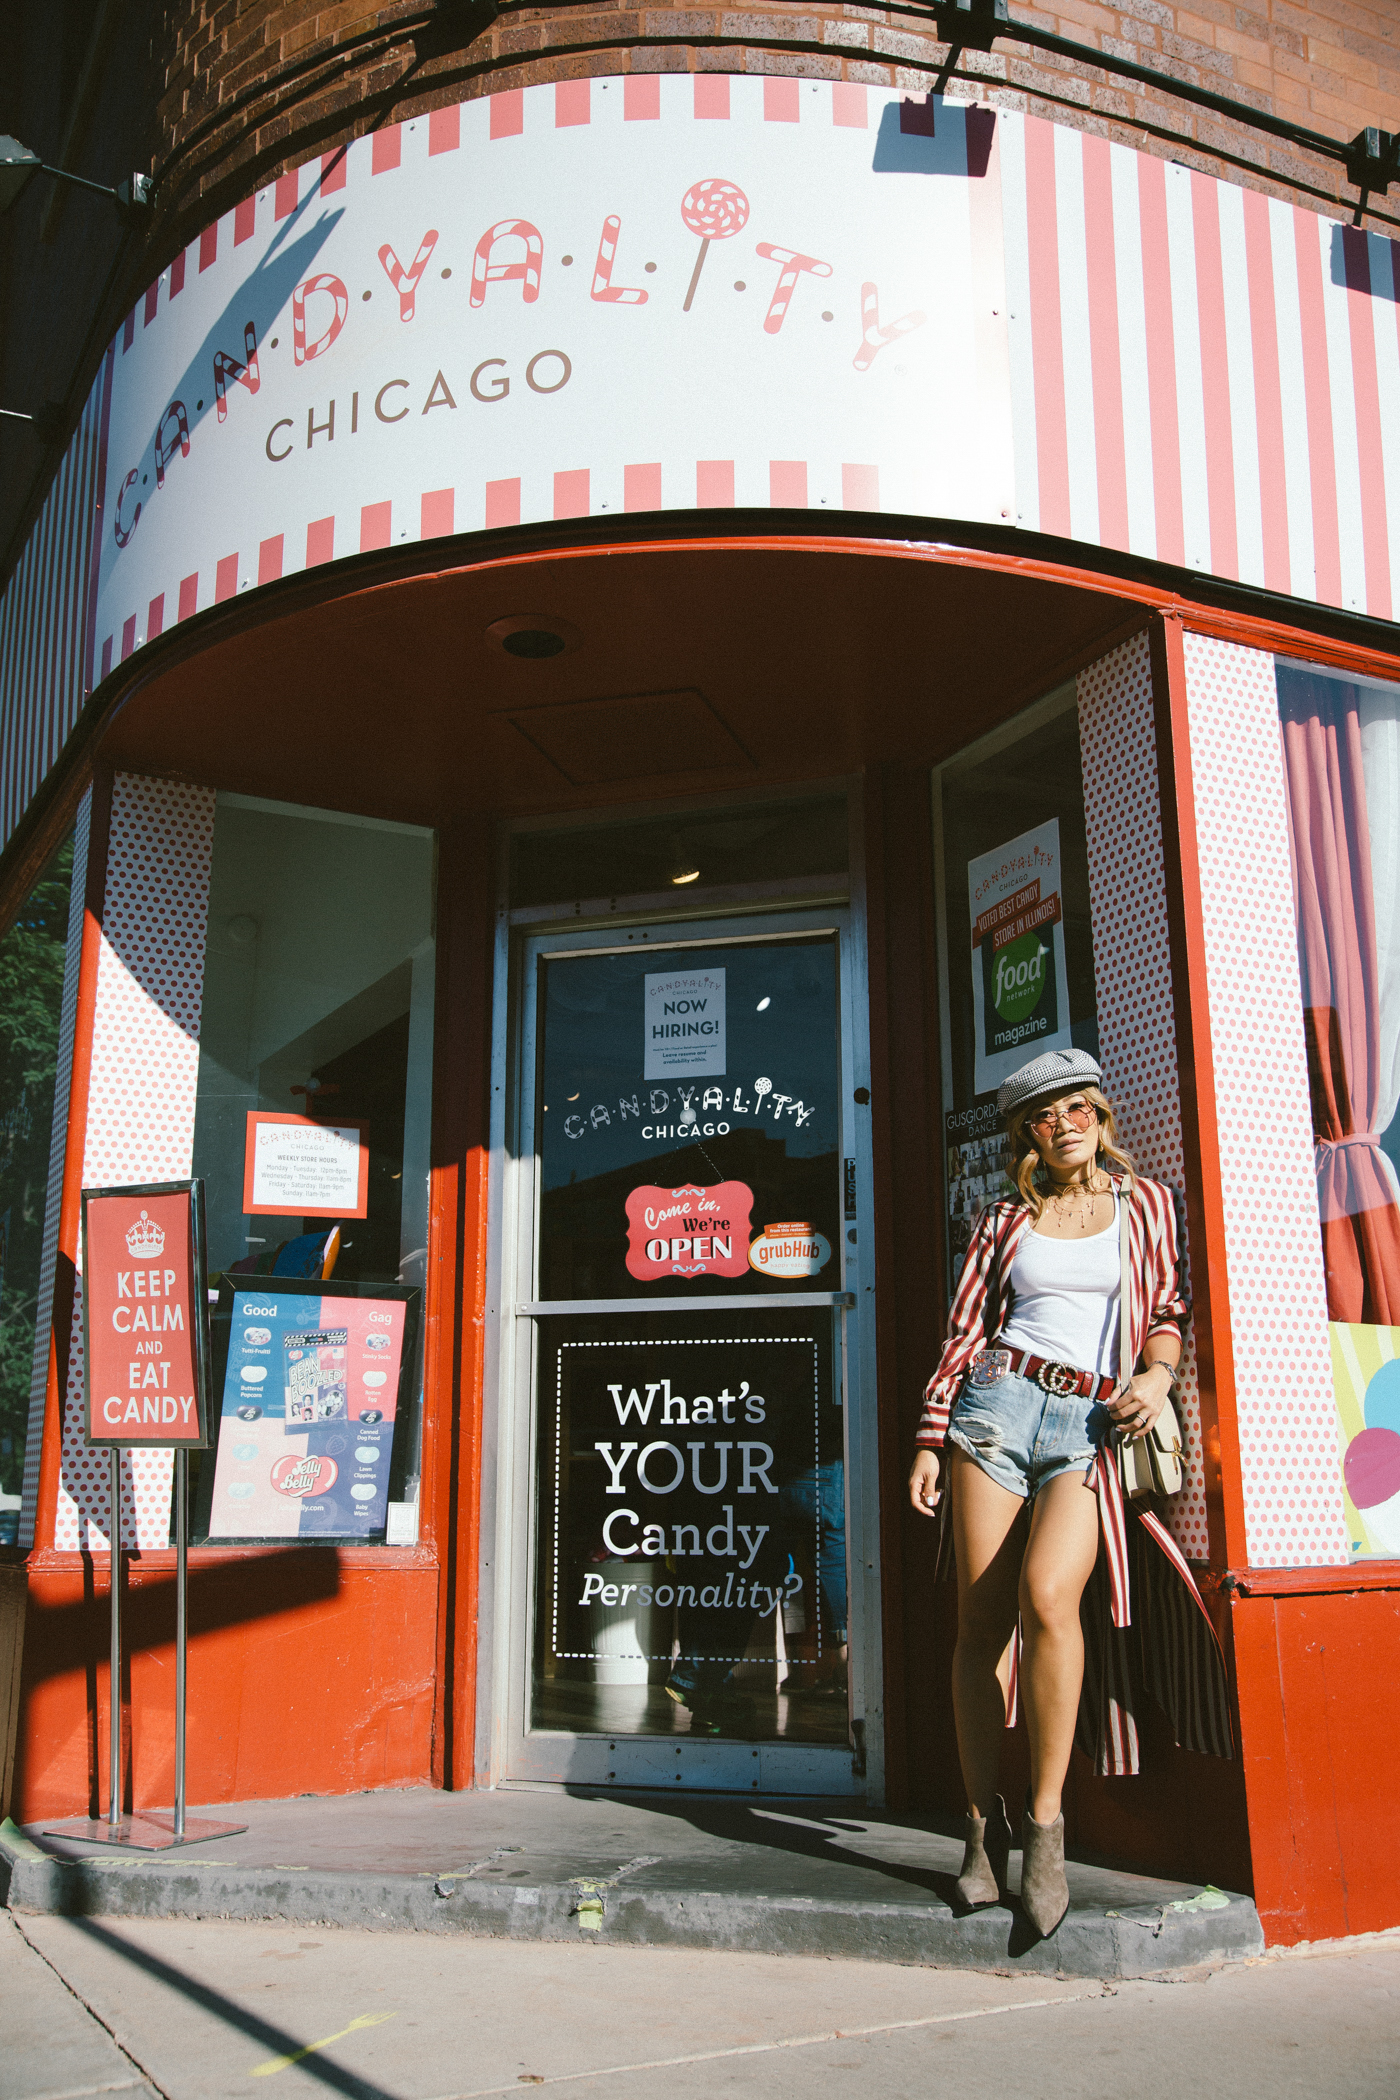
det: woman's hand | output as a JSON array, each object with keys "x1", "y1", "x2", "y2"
[
  {"x1": 909, "y1": 1448, "x2": 942, "y2": 1515},
  {"x1": 1107, "y1": 1361, "x2": 1175, "y2": 1441}
]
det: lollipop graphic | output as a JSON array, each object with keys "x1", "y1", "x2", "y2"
[{"x1": 681, "y1": 179, "x2": 751, "y2": 313}]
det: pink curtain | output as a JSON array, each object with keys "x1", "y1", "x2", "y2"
[{"x1": 1280, "y1": 675, "x2": 1400, "y2": 1323}]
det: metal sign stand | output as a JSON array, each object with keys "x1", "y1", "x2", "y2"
[
  {"x1": 44, "y1": 1180, "x2": 245, "y2": 1853},
  {"x1": 45, "y1": 1447, "x2": 245, "y2": 1851}
]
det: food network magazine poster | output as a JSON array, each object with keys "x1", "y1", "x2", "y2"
[{"x1": 202, "y1": 1277, "x2": 419, "y2": 1540}]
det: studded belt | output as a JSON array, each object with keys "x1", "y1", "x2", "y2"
[{"x1": 970, "y1": 1344, "x2": 1117, "y2": 1403}]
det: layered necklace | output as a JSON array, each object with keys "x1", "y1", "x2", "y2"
[{"x1": 1045, "y1": 1167, "x2": 1112, "y2": 1231}]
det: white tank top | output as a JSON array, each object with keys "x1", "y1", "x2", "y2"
[{"x1": 1000, "y1": 1195, "x2": 1121, "y2": 1379}]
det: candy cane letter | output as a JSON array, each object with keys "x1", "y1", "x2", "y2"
[
  {"x1": 591, "y1": 216, "x2": 647, "y2": 306},
  {"x1": 293, "y1": 274, "x2": 349, "y2": 365},
  {"x1": 754, "y1": 244, "x2": 833, "y2": 335},
  {"x1": 853, "y1": 281, "x2": 927, "y2": 371},
  {"x1": 470, "y1": 219, "x2": 543, "y2": 308},
  {"x1": 378, "y1": 230, "x2": 439, "y2": 321},
  {"x1": 113, "y1": 468, "x2": 141, "y2": 549},
  {"x1": 153, "y1": 399, "x2": 189, "y2": 488},
  {"x1": 212, "y1": 320, "x2": 260, "y2": 421},
  {"x1": 681, "y1": 180, "x2": 750, "y2": 312}
]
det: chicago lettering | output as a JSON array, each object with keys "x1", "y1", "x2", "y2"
[{"x1": 264, "y1": 352, "x2": 572, "y2": 461}]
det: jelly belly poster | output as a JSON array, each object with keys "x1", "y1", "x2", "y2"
[{"x1": 206, "y1": 1286, "x2": 409, "y2": 1539}]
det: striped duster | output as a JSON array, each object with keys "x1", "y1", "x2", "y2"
[{"x1": 918, "y1": 1174, "x2": 1233, "y2": 1777}]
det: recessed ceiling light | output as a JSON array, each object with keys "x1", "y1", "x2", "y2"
[
  {"x1": 503, "y1": 628, "x2": 566, "y2": 659},
  {"x1": 485, "y1": 613, "x2": 582, "y2": 658},
  {"x1": 671, "y1": 867, "x2": 701, "y2": 885},
  {"x1": 756, "y1": 997, "x2": 771, "y2": 1010}
]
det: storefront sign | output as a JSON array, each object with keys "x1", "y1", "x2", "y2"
[
  {"x1": 644, "y1": 968, "x2": 726, "y2": 1078},
  {"x1": 543, "y1": 1331, "x2": 832, "y2": 1671},
  {"x1": 92, "y1": 81, "x2": 1012, "y2": 677},
  {"x1": 968, "y1": 819, "x2": 1072, "y2": 1096},
  {"x1": 624, "y1": 1180, "x2": 752, "y2": 1279},
  {"x1": 82, "y1": 1184, "x2": 210, "y2": 1448},
  {"x1": 243, "y1": 1111, "x2": 369, "y2": 1218},
  {"x1": 205, "y1": 1283, "x2": 411, "y2": 1538},
  {"x1": 748, "y1": 1222, "x2": 832, "y2": 1278}
]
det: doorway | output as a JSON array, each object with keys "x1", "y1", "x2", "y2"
[{"x1": 486, "y1": 875, "x2": 879, "y2": 1796}]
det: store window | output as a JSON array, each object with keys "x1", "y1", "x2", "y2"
[
  {"x1": 1276, "y1": 659, "x2": 1400, "y2": 1557},
  {"x1": 0, "y1": 836, "x2": 74, "y2": 1544},
  {"x1": 933, "y1": 686, "x2": 1098, "y2": 1295},
  {"x1": 188, "y1": 795, "x2": 435, "y2": 1548}
]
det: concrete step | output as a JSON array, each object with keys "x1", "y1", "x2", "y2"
[{"x1": 2, "y1": 1787, "x2": 1263, "y2": 1980}]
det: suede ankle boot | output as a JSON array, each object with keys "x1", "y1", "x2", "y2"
[
  {"x1": 955, "y1": 1794, "x2": 1012, "y2": 1908},
  {"x1": 1019, "y1": 1795, "x2": 1069, "y2": 1937}
]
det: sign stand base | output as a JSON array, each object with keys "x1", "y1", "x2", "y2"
[{"x1": 41, "y1": 1811, "x2": 248, "y2": 1851}]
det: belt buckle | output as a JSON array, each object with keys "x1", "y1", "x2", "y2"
[
  {"x1": 968, "y1": 1349, "x2": 1011, "y2": 1388},
  {"x1": 1036, "y1": 1360, "x2": 1081, "y2": 1398}
]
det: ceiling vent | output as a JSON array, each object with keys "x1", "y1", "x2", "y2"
[{"x1": 505, "y1": 690, "x2": 754, "y2": 785}]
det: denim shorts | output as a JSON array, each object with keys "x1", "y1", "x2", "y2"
[{"x1": 946, "y1": 1368, "x2": 1107, "y2": 1500}]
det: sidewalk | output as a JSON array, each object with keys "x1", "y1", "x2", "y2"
[{"x1": 2, "y1": 1786, "x2": 1262, "y2": 1979}]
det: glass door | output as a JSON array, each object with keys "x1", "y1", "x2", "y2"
[{"x1": 494, "y1": 908, "x2": 875, "y2": 1794}]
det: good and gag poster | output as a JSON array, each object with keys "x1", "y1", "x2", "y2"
[
  {"x1": 968, "y1": 820, "x2": 1072, "y2": 1097},
  {"x1": 206, "y1": 1287, "x2": 407, "y2": 1538}
]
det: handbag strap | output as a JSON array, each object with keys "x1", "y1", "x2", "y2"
[{"x1": 1117, "y1": 1173, "x2": 1134, "y2": 1397}]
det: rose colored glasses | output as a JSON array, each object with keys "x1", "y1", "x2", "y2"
[{"x1": 1027, "y1": 1099, "x2": 1098, "y2": 1138}]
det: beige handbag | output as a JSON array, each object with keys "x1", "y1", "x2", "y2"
[{"x1": 1115, "y1": 1177, "x2": 1185, "y2": 1500}]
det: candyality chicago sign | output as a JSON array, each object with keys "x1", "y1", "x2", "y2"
[{"x1": 92, "y1": 78, "x2": 1011, "y2": 670}]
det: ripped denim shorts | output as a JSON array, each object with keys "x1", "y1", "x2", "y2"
[{"x1": 946, "y1": 1367, "x2": 1108, "y2": 1500}]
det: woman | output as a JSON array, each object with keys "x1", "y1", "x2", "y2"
[{"x1": 908, "y1": 1046, "x2": 1226, "y2": 1938}]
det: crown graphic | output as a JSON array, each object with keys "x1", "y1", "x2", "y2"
[{"x1": 125, "y1": 1209, "x2": 166, "y2": 1259}]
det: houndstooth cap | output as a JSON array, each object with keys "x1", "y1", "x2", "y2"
[{"x1": 995, "y1": 1047, "x2": 1102, "y2": 1119}]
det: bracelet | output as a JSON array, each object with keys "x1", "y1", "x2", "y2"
[{"x1": 1142, "y1": 1357, "x2": 1179, "y2": 1388}]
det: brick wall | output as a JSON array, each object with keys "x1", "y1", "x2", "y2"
[{"x1": 149, "y1": 0, "x2": 1398, "y2": 248}]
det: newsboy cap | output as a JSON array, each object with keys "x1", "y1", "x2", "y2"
[{"x1": 995, "y1": 1047, "x2": 1103, "y2": 1118}]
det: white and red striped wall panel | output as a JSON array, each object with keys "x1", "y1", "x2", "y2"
[
  {"x1": 1002, "y1": 116, "x2": 1400, "y2": 621},
  {"x1": 0, "y1": 377, "x2": 105, "y2": 849}
]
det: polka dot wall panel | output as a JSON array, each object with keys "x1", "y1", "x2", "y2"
[
  {"x1": 54, "y1": 775, "x2": 215, "y2": 1553},
  {"x1": 1181, "y1": 632, "x2": 1348, "y2": 1569},
  {"x1": 1077, "y1": 632, "x2": 1208, "y2": 1560}
]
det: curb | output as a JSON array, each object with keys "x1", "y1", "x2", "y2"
[{"x1": 0, "y1": 1827, "x2": 1265, "y2": 1978}]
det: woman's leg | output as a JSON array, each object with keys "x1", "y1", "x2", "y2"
[
  {"x1": 1018, "y1": 1469, "x2": 1101, "y2": 1824},
  {"x1": 950, "y1": 1448, "x2": 1027, "y2": 1817}
]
